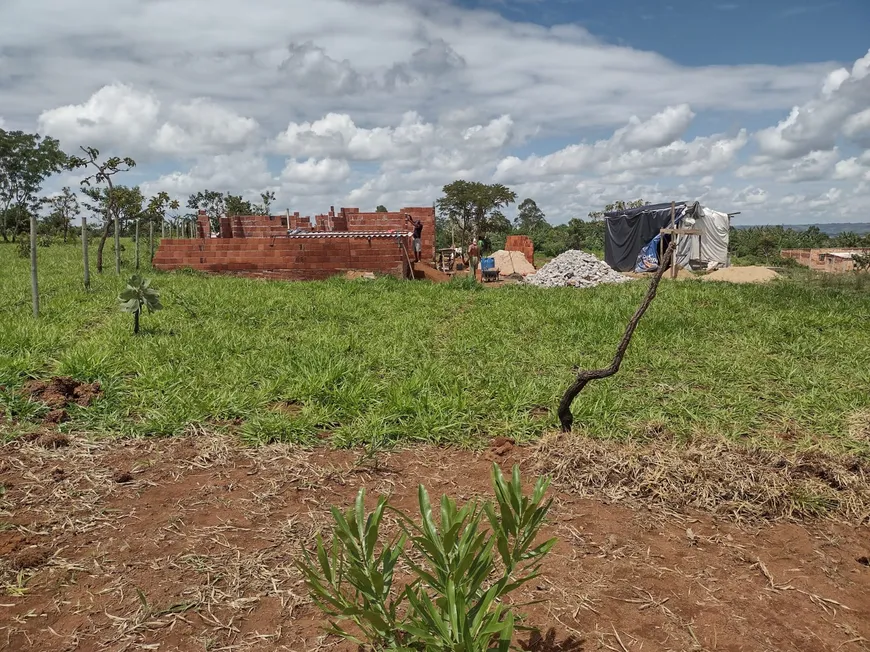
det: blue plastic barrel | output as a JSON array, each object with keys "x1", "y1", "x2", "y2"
[{"x1": 480, "y1": 257, "x2": 496, "y2": 271}]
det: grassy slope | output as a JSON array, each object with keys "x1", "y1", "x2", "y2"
[{"x1": 1, "y1": 242, "x2": 869, "y2": 452}]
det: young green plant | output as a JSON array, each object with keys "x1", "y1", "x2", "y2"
[
  {"x1": 296, "y1": 463, "x2": 556, "y2": 651},
  {"x1": 119, "y1": 274, "x2": 162, "y2": 334}
]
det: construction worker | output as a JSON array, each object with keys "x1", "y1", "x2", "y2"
[
  {"x1": 406, "y1": 214, "x2": 423, "y2": 263},
  {"x1": 468, "y1": 239, "x2": 480, "y2": 280}
]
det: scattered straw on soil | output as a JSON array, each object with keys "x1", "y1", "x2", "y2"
[
  {"x1": 701, "y1": 265, "x2": 780, "y2": 284},
  {"x1": 1, "y1": 432, "x2": 868, "y2": 652},
  {"x1": 534, "y1": 432, "x2": 870, "y2": 524},
  {"x1": 848, "y1": 409, "x2": 870, "y2": 442}
]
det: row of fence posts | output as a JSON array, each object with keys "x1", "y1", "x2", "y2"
[
  {"x1": 31, "y1": 215, "x2": 202, "y2": 318},
  {"x1": 74, "y1": 216, "x2": 200, "y2": 290}
]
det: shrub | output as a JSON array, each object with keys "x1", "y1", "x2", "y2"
[{"x1": 297, "y1": 463, "x2": 556, "y2": 651}]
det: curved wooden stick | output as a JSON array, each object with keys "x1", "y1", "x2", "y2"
[{"x1": 558, "y1": 241, "x2": 676, "y2": 432}]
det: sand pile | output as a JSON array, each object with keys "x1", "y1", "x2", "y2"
[
  {"x1": 701, "y1": 266, "x2": 780, "y2": 284},
  {"x1": 525, "y1": 250, "x2": 631, "y2": 288},
  {"x1": 490, "y1": 250, "x2": 535, "y2": 276}
]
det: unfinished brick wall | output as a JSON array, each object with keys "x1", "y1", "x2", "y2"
[
  {"x1": 153, "y1": 235, "x2": 412, "y2": 280},
  {"x1": 156, "y1": 206, "x2": 433, "y2": 281},
  {"x1": 505, "y1": 235, "x2": 535, "y2": 266},
  {"x1": 342, "y1": 207, "x2": 436, "y2": 262},
  {"x1": 781, "y1": 248, "x2": 866, "y2": 273}
]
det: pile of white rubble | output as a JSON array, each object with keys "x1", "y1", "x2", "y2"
[{"x1": 524, "y1": 250, "x2": 632, "y2": 288}]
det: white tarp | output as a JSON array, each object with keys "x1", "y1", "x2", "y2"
[{"x1": 676, "y1": 206, "x2": 730, "y2": 269}]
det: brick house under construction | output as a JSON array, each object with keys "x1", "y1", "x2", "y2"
[
  {"x1": 152, "y1": 206, "x2": 436, "y2": 281},
  {"x1": 780, "y1": 248, "x2": 869, "y2": 273}
]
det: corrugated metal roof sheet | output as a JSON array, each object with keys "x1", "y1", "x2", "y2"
[{"x1": 286, "y1": 231, "x2": 411, "y2": 239}]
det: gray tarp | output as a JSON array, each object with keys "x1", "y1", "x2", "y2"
[{"x1": 604, "y1": 202, "x2": 697, "y2": 272}]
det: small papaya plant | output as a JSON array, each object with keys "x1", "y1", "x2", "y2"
[
  {"x1": 119, "y1": 275, "x2": 162, "y2": 334},
  {"x1": 297, "y1": 463, "x2": 556, "y2": 651}
]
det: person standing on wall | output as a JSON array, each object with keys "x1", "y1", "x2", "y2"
[{"x1": 406, "y1": 214, "x2": 423, "y2": 263}]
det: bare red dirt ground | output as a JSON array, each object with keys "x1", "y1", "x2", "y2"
[{"x1": 1, "y1": 433, "x2": 868, "y2": 652}]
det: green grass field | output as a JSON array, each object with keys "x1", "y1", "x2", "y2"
[{"x1": 2, "y1": 241, "x2": 869, "y2": 453}]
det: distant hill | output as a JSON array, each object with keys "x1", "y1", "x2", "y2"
[{"x1": 734, "y1": 223, "x2": 870, "y2": 236}]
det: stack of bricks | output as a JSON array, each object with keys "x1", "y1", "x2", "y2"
[
  {"x1": 196, "y1": 212, "x2": 212, "y2": 238},
  {"x1": 505, "y1": 235, "x2": 535, "y2": 267}
]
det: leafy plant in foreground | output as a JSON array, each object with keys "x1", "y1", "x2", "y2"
[
  {"x1": 297, "y1": 463, "x2": 556, "y2": 651},
  {"x1": 119, "y1": 275, "x2": 162, "y2": 334}
]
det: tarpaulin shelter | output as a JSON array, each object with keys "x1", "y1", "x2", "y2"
[{"x1": 603, "y1": 201, "x2": 730, "y2": 273}]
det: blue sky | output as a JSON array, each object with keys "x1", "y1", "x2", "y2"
[
  {"x1": 461, "y1": 0, "x2": 870, "y2": 66},
  {"x1": 2, "y1": 0, "x2": 869, "y2": 225}
]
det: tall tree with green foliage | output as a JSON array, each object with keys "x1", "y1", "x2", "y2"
[
  {"x1": 0, "y1": 129, "x2": 69, "y2": 317},
  {"x1": 375, "y1": 204, "x2": 388, "y2": 213},
  {"x1": 80, "y1": 183, "x2": 143, "y2": 272},
  {"x1": 187, "y1": 190, "x2": 226, "y2": 231},
  {"x1": 514, "y1": 198, "x2": 548, "y2": 233},
  {"x1": 44, "y1": 187, "x2": 80, "y2": 242},
  {"x1": 260, "y1": 191, "x2": 276, "y2": 216},
  {"x1": 0, "y1": 129, "x2": 68, "y2": 243},
  {"x1": 69, "y1": 147, "x2": 136, "y2": 274},
  {"x1": 436, "y1": 180, "x2": 517, "y2": 248},
  {"x1": 225, "y1": 193, "x2": 253, "y2": 217},
  {"x1": 146, "y1": 192, "x2": 179, "y2": 258}
]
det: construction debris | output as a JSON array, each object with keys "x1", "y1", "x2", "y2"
[
  {"x1": 490, "y1": 249, "x2": 536, "y2": 277},
  {"x1": 525, "y1": 250, "x2": 632, "y2": 288}
]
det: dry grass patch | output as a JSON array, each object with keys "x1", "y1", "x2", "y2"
[{"x1": 534, "y1": 432, "x2": 870, "y2": 524}]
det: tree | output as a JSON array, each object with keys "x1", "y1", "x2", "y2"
[
  {"x1": 119, "y1": 275, "x2": 162, "y2": 335},
  {"x1": 852, "y1": 250, "x2": 870, "y2": 272},
  {"x1": 187, "y1": 190, "x2": 226, "y2": 231},
  {"x1": 376, "y1": 204, "x2": 388, "y2": 213},
  {"x1": 436, "y1": 181, "x2": 517, "y2": 248},
  {"x1": 69, "y1": 147, "x2": 136, "y2": 274},
  {"x1": 261, "y1": 191, "x2": 276, "y2": 216},
  {"x1": 80, "y1": 184, "x2": 144, "y2": 268},
  {"x1": 0, "y1": 129, "x2": 68, "y2": 318},
  {"x1": 146, "y1": 192, "x2": 179, "y2": 254},
  {"x1": 225, "y1": 193, "x2": 253, "y2": 217},
  {"x1": 0, "y1": 129, "x2": 68, "y2": 242},
  {"x1": 559, "y1": 240, "x2": 676, "y2": 431},
  {"x1": 587, "y1": 198, "x2": 649, "y2": 221},
  {"x1": 44, "y1": 187, "x2": 80, "y2": 242},
  {"x1": 514, "y1": 198, "x2": 548, "y2": 233}
]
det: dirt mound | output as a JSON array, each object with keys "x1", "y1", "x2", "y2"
[
  {"x1": 23, "y1": 376, "x2": 102, "y2": 410},
  {"x1": 490, "y1": 250, "x2": 536, "y2": 276},
  {"x1": 701, "y1": 265, "x2": 780, "y2": 284},
  {"x1": 10, "y1": 547, "x2": 50, "y2": 570},
  {"x1": 534, "y1": 432, "x2": 870, "y2": 523}
]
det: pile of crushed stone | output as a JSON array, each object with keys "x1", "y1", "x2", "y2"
[{"x1": 525, "y1": 250, "x2": 631, "y2": 288}]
